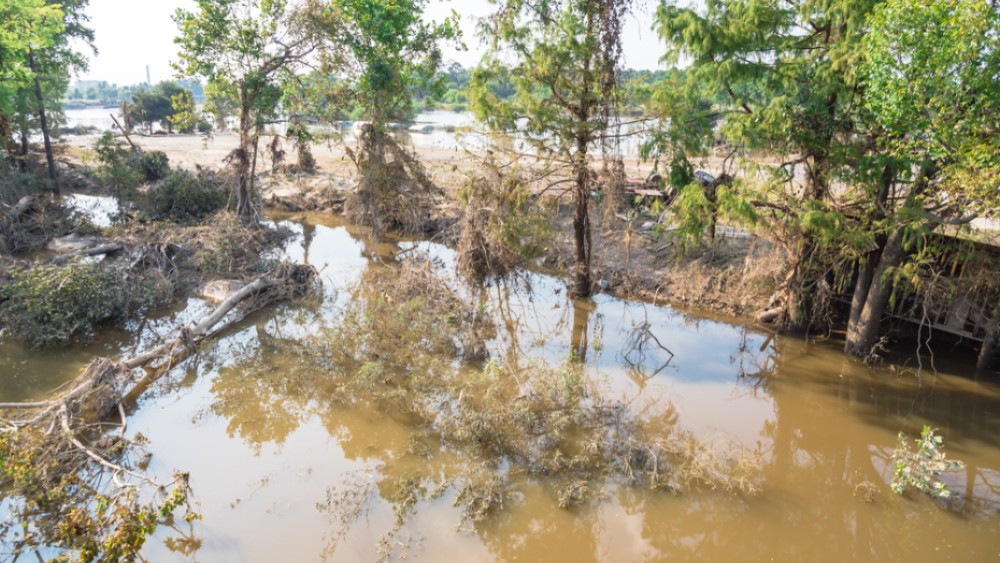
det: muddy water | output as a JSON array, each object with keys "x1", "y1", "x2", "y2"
[{"x1": 6, "y1": 212, "x2": 1000, "y2": 562}]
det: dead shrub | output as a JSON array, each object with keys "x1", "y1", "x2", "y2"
[
  {"x1": 457, "y1": 155, "x2": 552, "y2": 282},
  {"x1": 0, "y1": 171, "x2": 75, "y2": 255},
  {"x1": 193, "y1": 211, "x2": 285, "y2": 277},
  {"x1": 344, "y1": 124, "x2": 441, "y2": 235},
  {"x1": 301, "y1": 258, "x2": 762, "y2": 522}
]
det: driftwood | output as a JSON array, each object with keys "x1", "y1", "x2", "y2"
[
  {"x1": 51, "y1": 242, "x2": 125, "y2": 265},
  {"x1": 756, "y1": 307, "x2": 786, "y2": 324},
  {"x1": 1, "y1": 262, "x2": 317, "y2": 426},
  {"x1": 10, "y1": 195, "x2": 37, "y2": 220}
]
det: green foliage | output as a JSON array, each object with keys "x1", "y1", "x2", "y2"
[
  {"x1": 670, "y1": 181, "x2": 757, "y2": 251},
  {"x1": 0, "y1": 0, "x2": 91, "y2": 148},
  {"x1": 863, "y1": 0, "x2": 1000, "y2": 216},
  {"x1": 470, "y1": 0, "x2": 632, "y2": 296},
  {"x1": 891, "y1": 426, "x2": 965, "y2": 499},
  {"x1": 0, "y1": 262, "x2": 140, "y2": 347},
  {"x1": 670, "y1": 184, "x2": 714, "y2": 250},
  {"x1": 469, "y1": 0, "x2": 630, "y2": 157},
  {"x1": 145, "y1": 167, "x2": 227, "y2": 223},
  {"x1": 167, "y1": 89, "x2": 204, "y2": 133},
  {"x1": 127, "y1": 81, "x2": 191, "y2": 133},
  {"x1": 0, "y1": 0, "x2": 64, "y2": 116},
  {"x1": 135, "y1": 150, "x2": 170, "y2": 183},
  {"x1": 174, "y1": 0, "x2": 312, "y2": 221},
  {"x1": 93, "y1": 133, "x2": 170, "y2": 201},
  {"x1": 93, "y1": 132, "x2": 142, "y2": 202},
  {"x1": 201, "y1": 81, "x2": 237, "y2": 131},
  {"x1": 308, "y1": 0, "x2": 459, "y2": 130},
  {"x1": 0, "y1": 428, "x2": 195, "y2": 562}
]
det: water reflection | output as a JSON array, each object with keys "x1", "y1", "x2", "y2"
[{"x1": 35, "y1": 213, "x2": 996, "y2": 562}]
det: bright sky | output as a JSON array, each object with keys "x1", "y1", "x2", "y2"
[{"x1": 78, "y1": 0, "x2": 667, "y2": 86}]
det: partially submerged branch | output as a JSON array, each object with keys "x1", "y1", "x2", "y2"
[{"x1": 0, "y1": 261, "x2": 317, "y2": 560}]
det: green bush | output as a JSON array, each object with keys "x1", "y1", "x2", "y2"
[
  {"x1": 134, "y1": 150, "x2": 170, "y2": 182},
  {"x1": 145, "y1": 167, "x2": 227, "y2": 223},
  {"x1": 0, "y1": 261, "x2": 172, "y2": 347},
  {"x1": 94, "y1": 133, "x2": 142, "y2": 202},
  {"x1": 0, "y1": 262, "x2": 128, "y2": 346},
  {"x1": 93, "y1": 134, "x2": 171, "y2": 199}
]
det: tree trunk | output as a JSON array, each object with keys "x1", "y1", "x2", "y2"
[
  {"x1": 782, "y1": 238, "x2": 815, "y2": 332},
  {"x1": 845, "y1": 227, "x2": 905, "y2": 357},
  {"x1": 847, "y1": 164, "x2": 894, "y2": 335},
  {"x1": 28, "y1": 49, "x2": 58, "y2": 195},
  {"x1": 977, "y1": 306, "x2": 1000, "y2": 371},
  {"x1": 17, "y1": 117, "x2": 30, "y2": 172},
  {"x1": 571, "y1": 137, "x2": 592, "y2": 298},
  {"x1": 236, "y1": 92, "x2": 255, "y2": 225},
  {"x1": 847, "y1": 251, "x2": 879, "y2": 333},
  {"x1": 0, "y1": 112, "x2": 13, "y2": 166}
]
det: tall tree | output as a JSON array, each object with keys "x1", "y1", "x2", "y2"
[
  {"x1": 1, "y1": 0, "x2": 92, "y2": 191},
  {"x1": 653, "y1": 0, "x2": 877, "y2": 329},
  {"x1": 127, "y1": 81, "x2": 191, "y2": 134},
  {"x1": 844, "y1": 0, "x2": 1000, "y2": 357},
  {"x1": 0, "y1": 1, "x2": 61, "y2": 167},
  {"x1": 306, "y1": 0, "x2": 457, "y2": 234},
  {"x1": 470, "y1": 0, "x2": 633, "y2": 297},
  {"x1": 174, "y1": 0, "x2": 314, "y2": 224}
]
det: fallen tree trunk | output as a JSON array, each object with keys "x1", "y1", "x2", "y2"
[
  {"x1": 2, "y1": 262, "x2": 317, "y2": 426},
  {"x1": 51, "y1": 242, "x2": 125, "y2": 265},
  {"x1": 10, "y1": 195, "x2": 36, "y2": 220},
  {"x1": 756, "y1": 307, "x2": 785, "y2": 324}
]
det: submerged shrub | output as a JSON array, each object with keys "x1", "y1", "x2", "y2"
[
  {"x1": 306, "y1": 258, "x2": 762, "y2": 520},
  {"x1": 146, "y1": 167, "x2": 227, "y2": 223},
  {"x1": 891, "y1": 426, "x2": 965, "y2": 499}
]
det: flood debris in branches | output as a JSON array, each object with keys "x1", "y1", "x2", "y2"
[
  {"x1": 457, "y1": 153, "x2": 553, "y2": 283},
  {"x1": 344, "y1": 124, "x2": 442, "y2": 236},
  {"x1": 299, "y1": 258, "x2": 761, "y2": 532}
]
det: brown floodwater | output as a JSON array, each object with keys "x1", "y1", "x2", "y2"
[{"x1": 3, "y1": 210, "x2": 1000, "y2": 562}]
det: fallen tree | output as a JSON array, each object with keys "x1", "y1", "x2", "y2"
[{"x1": 0, "y1": 261, "x2": 318, "y2": 561}]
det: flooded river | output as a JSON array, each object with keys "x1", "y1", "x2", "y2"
[{"x1": 3, "y1": 211, "x2": 1000, "y2": 562}]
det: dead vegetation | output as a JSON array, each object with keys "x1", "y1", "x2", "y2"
[
  {"x1": 0, "y1": 169, "x2": 79, "y2": 255},
  {"x1": 344, "y1": 124, "x2": 442, "y2": 235},
  {"x1": 456, "y1": 153, "x2": 553, "y2": 283},
  {"x1": 302, "y1": 258, "x2": 762, "y2": 532}
]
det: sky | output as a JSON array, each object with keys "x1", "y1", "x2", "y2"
[{"x1": 77, "y1": 0, "x2": 668, "y2": 86}]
